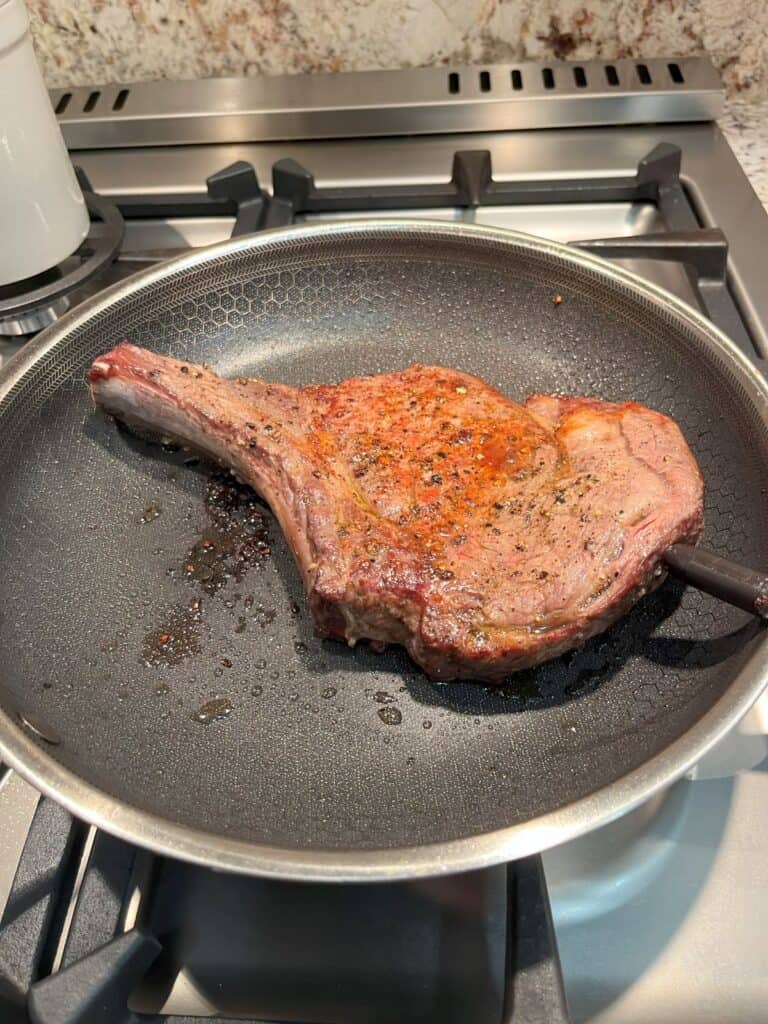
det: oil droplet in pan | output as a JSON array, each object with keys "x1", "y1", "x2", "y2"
[
  {"x1": 191, "y1": 697, "x2": 233, "y2": 723},
  {"x1": 378, "y1": 707, "x2": 402, "y2": 725}
]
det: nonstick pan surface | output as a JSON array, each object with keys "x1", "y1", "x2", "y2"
[{"x1": 1, "y1": 221, "x2": 767, "y2": 881}]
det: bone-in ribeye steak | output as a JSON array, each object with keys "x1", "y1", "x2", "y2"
[{"x1": 88, "y1": 343, "x2": 704, "y2": 681}]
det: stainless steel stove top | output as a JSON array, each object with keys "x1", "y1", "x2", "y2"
[{"x1": 1, "y1": 59, "x2": 767, "y2": 1024}]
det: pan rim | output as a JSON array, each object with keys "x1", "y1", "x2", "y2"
[{"x1": 1, "y1": 218, "x2": 767, "y2": 881}]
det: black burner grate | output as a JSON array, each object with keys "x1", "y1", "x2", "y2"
[{"x1": 110, "y1": 144, "x2": 756, "y2": 360}]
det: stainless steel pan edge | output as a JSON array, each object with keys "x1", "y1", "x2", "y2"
[{"x1": 1, "y1": 219, "x2": 767, "y2": 882}]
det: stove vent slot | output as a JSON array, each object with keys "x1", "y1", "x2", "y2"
[
  {"x1": 510, "y1": 69, "x2": 523, "y2": 90},
  {"x1": 113, "y1": 89, "x2": 130, "y2": 111},
  {"x1": 542, "y1": 67, "x2": 555, "y2": 90},
  {"x1": 479, "y1": 70, "x2": 491, "y2": 92},
  {"x1": 82, "y1": 90, "x2": 100, "y2": 113},
  {"x1": 448, "y1": 71, "x2": 460, "y2": 94},
  {"x1": 668, "y1": 62, "x2": 685, "y2": 83},
  {"x1": 573, "y1": 66, "x2": 587, "y2": 88},
  {"x1": 605, "y1": 64, "x2": 620, "y2": 86},
  {"x1": 54, "y1": 92, "x2": 71, "y2": 115},
  {"x1": 637, "y1": 63, "x2": 652, "y2": 85}
]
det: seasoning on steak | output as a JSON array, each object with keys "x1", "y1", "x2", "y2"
[{"x1": 88, "y1": 343, "x2": 704, "y2": 681}]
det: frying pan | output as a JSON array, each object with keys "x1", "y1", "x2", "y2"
[{"x1": 1, "y1": 221, "x2": 768, "y2": 882}]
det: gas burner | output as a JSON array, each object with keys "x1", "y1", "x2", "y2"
[{"x1": 0, "y1": 171, "x2": 123, "y2": 336}]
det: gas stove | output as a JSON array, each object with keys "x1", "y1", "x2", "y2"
[{"x1": 1, "y1": 59, "x2": 767, "y2": 1024}]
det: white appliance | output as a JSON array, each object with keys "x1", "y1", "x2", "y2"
[{"x1": 0, "y1": 0, "x2": 88, "y2": 286}]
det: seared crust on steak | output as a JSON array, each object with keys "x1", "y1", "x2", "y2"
[{"x1": 88, "y1": 344, "x2": 704, "y2": 681}]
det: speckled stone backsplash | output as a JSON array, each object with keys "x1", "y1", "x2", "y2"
[{"x1": 27, "y1": 0, "x2": 768, "y2": 99}]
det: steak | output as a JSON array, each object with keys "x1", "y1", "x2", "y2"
[{"x1": 88, "y1": 344, "x2": 704, "y2": 681}]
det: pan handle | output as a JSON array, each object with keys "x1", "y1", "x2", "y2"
[{"x1": 664, "y1": 544, "x2": 768, "y2": 619}]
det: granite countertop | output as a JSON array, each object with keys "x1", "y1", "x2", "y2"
[{"x1": 719, "y1": 98, "x2": 768, "y2": 210}]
